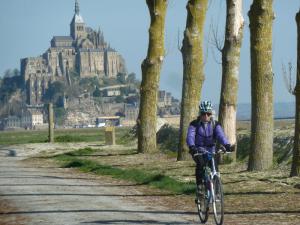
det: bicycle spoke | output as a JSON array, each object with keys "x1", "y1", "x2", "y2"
[
  {"x1": 195, "y1": 183, "x2": 209, "y2": 223},
  {"x1": 212, "y1": 176, "x2": 224, "y2": 225}
]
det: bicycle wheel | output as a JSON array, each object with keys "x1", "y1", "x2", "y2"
[
  {"x1": 212, "y1": 176, "x2": 224, "y2": 225},
  {"x1": 195, "y1": 183, "x2": 209, "y2": 223}
]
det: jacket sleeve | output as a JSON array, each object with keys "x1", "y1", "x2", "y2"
[
  {"x1": 214, "y1": 124, "x2": 230, "y2": 146},
  {"x1": 186, "y1": 123, "x2": 196, "y2": 147}
]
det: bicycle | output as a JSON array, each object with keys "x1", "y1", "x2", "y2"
[{"x1": 193, "y1": 146, "x2": 231, "y2": 225}]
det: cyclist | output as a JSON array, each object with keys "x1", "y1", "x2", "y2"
[{"x1": 186, "y1": 101, "x2": 233, "y2": 188}]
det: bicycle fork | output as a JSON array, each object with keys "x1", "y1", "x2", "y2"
[{"x1": 208, "y1": 158, "x2": 219, "y2": 205}]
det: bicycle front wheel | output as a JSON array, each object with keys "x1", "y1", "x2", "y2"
[
  {"x1": 195, "y1": 183, "x2": 209, "y2": 223},
  {"x1": 212, "y1": 176, "x2": 224, "y2": 225}
]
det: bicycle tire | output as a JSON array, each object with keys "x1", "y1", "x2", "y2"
[
  {"x1": 195, "y1": 183, "x2": 209, "y2": 223},
  {"x1": 212, "y1": 176, "x2": 224, "y2": 225}
]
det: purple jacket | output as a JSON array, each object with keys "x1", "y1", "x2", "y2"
[{"x1": 186, "y1": 119, "x2": 229, "y2": 152}]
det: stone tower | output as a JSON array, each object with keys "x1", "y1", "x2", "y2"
[
  {"x1": 70, "y1": 0, "x2": 86, "y2": 40},
  {"x1": 21, "y1": 0, "x2": 127, "y2": 105}
]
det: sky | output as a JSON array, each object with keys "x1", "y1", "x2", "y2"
[{"x1": 0, "y1": 0, "x2": 299, "y2": 104}]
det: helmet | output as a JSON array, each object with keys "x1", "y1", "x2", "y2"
[{"x1": 199, "y1": 101, "x2": 213, "y2": 113}]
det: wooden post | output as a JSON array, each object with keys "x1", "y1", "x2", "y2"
[
  {"x1": 48, "y1": 103, "x2": 54, "y2": 143},
  {"x1": 105, "y1": 126, "x2": 115, "y2": 145}
]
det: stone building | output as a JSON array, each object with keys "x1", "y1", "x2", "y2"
[
  {"x1": 158, "y1": 90, "x2": 172, "y2": 108},
  {"x1": 21, "y1": 0, "x2": 126, "y2": 105},
  {"x1": 2, "y1": 116, "x2": 21, "y2": 129},
  {"x1": 21, "y1": 109, "x2": 44, "y2": 129}
]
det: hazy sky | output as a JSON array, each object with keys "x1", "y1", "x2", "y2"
[{"x1": 1, "y1": 0, "x2": 299, "y2": 104}]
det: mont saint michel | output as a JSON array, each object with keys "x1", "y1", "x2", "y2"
[{"x1": 21, "y1": 0, "x2": 126, "y2": 105}]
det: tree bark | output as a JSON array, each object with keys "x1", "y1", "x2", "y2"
[
  {"x1": 248, "y1": 0, "x2": 274, "y2": 171},
  {"x1": 218, "y1": 0, "x2": 244, "y2": 163},
  {"x1": 177, "y1": 0, "x2": 208, "y2": 161},
  {"x1": 290, "y1": 10, "x2": 300, "y2": 177},
  {"x1": 138, "y1": 0, "x2": 167, "y2": 153}
]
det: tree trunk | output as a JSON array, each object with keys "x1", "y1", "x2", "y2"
[
  {"x1": 137, "y1": 0, "x2": 167, "y2": 153},
  {"x1": 248, "y1": 0, "x2": 274, "y2": 171},
  {"x1": 218, "y1": 0, "x2": 244, "y2": 163},
  {"x1": 290, "y1": 10, "x2": 300, "y2": 177},
  {"x1": 177, "y1": 0, "x2": 208, "y2": 161}
]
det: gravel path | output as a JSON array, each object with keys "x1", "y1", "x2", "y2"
[
  {"x1": 0, "y1": 145, "x2": 200, "y2": 225},
  {"x1": 0, "y1": 144, "x2": 299, "y2": 225}
]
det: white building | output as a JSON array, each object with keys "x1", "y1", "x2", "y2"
[{"x1": 22, "y1": 110, "x2": 44, "y2": 129}]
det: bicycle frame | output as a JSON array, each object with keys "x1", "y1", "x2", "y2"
[{"x1": 194, "y1": 148, "x2": 227, "y2": 225}]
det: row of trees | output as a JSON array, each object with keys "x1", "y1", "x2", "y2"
[{"x1": 137, "y1": 0, "x2": 299, "y2": 177}]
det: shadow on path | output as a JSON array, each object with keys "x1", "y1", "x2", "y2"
[
  {"x1": 1, "y1": 208, "x2": 299, "y2": 216},
  {"x1": 0, "y1": 193, "x2": 176, "y2": 197},
  {"x1": 81, "y1": 219, "x2": 191, "y2": 224}
]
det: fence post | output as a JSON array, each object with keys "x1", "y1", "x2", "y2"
[
  {"x1": 105, "y1": 126, "x2": 115, "y2": 145},
  {"x1": 48, "y1": 103, "x2": 54, "y2": 143}
]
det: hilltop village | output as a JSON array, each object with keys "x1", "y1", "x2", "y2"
[{"x1": 0, "y1": 0, "x2": 180, "y2": 130}]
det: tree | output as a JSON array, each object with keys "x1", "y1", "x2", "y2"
[
  {"x1": 291, "y1": 9, "x2": 300, "y2": 177},
  {"x1": 0, "y1": 74, "x2": 23, "y2": 103},
  {"x1": 115, "y1": 95, "x2": 125, "y2": 103},
  {"x1": 42, "y1": 81, "x2": 66, "y2": 105},
  {"x1": 177, "y1": 0, "x2": 208, "y2": 160},
  {"x1": 117, "y1": 73, "x2": 126, "y2": 84},
  {"x1": 248, "y1": 0, "x2": 274, "y2": 171},
  {"x1": 218, "y1": 0, "x2": 244, "y2": 162},
  {"x1": 127, "y1": 73, "x2": 136, "y2": 83},
  {"x1": 137, "y1": 0, "x2": 167, "y2": 153},
  {"x1": 93, "y1": 87, "x2": 101, "y2": 97}
]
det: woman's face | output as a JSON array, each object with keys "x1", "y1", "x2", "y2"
[{"x1": 200, "y1": 112, "x2": 212, "y2": 122}]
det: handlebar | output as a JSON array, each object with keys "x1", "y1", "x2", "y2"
[{"x1": 193, "y1": 146, "x2": 231, "y2": 157}]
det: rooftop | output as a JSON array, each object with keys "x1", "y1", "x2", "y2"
[{"x1": 52, "y1": 36, "x2": 73, "y2": 41}]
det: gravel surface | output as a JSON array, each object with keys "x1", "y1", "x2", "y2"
[
  {"x1": 0, "y1": 143, "x2": 299, "y2": 225},
  {"x1": 0, "y1": 144, "x2": 200, "y2": 225}
]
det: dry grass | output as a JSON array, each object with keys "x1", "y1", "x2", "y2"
[{"x1": 65, "y1": 143, "x2": 300, "y2": 214}]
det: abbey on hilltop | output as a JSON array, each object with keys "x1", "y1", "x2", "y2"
[{"x1": 21, "y1": 0, "x2": 127, "y2": 105}]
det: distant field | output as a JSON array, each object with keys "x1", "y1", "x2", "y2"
[
  {"x1": 0, "y1": 127, "x2": 132, "y2": 145},
  {"x1": 0, "y1": 119, "x2": 295, "y2": 146}
]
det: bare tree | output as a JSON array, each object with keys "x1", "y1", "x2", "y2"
[
  {"x1": 291, "y1": 9, "x2": 300, "y2": 177},
  {"x1": 282, "y1": 62, "x2": 295, "y2": 95},
  {"x1": 248, "y1": 0, "x2": 275, "y2": 171},
  {"x1": 177, "y1": 0, "x2": 208, "y2": 161},
  {"x1": 137, "y1": 0, "x2": 167, "y2": 153},
  {"x1": 217, "y1": 0, "x2": 244, "y2": 163}
]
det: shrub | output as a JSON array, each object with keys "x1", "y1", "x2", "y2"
[{"x1": 157, "y1": 124, "x2": 179, "y2": 152}]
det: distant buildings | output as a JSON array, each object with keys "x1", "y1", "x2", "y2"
[
  {"x1": 1, "y1": 107, "x2": 45, "y2": 130},
  {"x1": 158, "y1": 90, "x2": 172, "y2": 108},
  {"x1": 21, "y1": 0, "x2": 126, "y2": 105}
]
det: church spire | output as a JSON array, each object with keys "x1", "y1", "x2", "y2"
[{"x1": 75, "y1": 0, "x2": 80, "y2": 15}]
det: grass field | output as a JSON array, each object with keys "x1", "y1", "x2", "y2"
[{"x1": 0, "y1": 127, "x2": 132, "y2": 145}]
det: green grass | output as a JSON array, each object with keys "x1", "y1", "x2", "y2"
[
  {"x1": 0, "y1": 130, "x2": 48, "y2": 145},
  {"x1": 0, "y1": 127, "x2": 131, "y2": 145},
  {"x1": 53, "y1": 148, "x2": 195, "y2": 195}
]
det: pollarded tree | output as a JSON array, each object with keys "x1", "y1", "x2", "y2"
[
  {"x1": 248, "y1": 0, "x2": 274, "y2": 171},
  {"x1": 137, "y1": 0, "x2": 167, "y2": 153},
  {"x1": 218, "y1": 0, "x2": 244, "y2": 162},
  {"x1": 291, "y1": 9, "x2": 300, "y2": 177},
  {"x1": 177, "y1": 0, "x2": 208, "y2": 161}
]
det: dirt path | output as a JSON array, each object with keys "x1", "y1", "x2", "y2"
[
  {"x1": 0, "y1": 144, "x2": 299, "y2": 225},
  {"x1": 0, "y1": 145, "x2": 201, "y2": 225}
]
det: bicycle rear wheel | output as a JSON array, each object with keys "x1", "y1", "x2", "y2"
[
  {"x1": 212, "y1": 176, "x2": 224, "y2": 225},
  {"x1": 195, "y1": 183, "x2": 209, "y2": 223}
]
